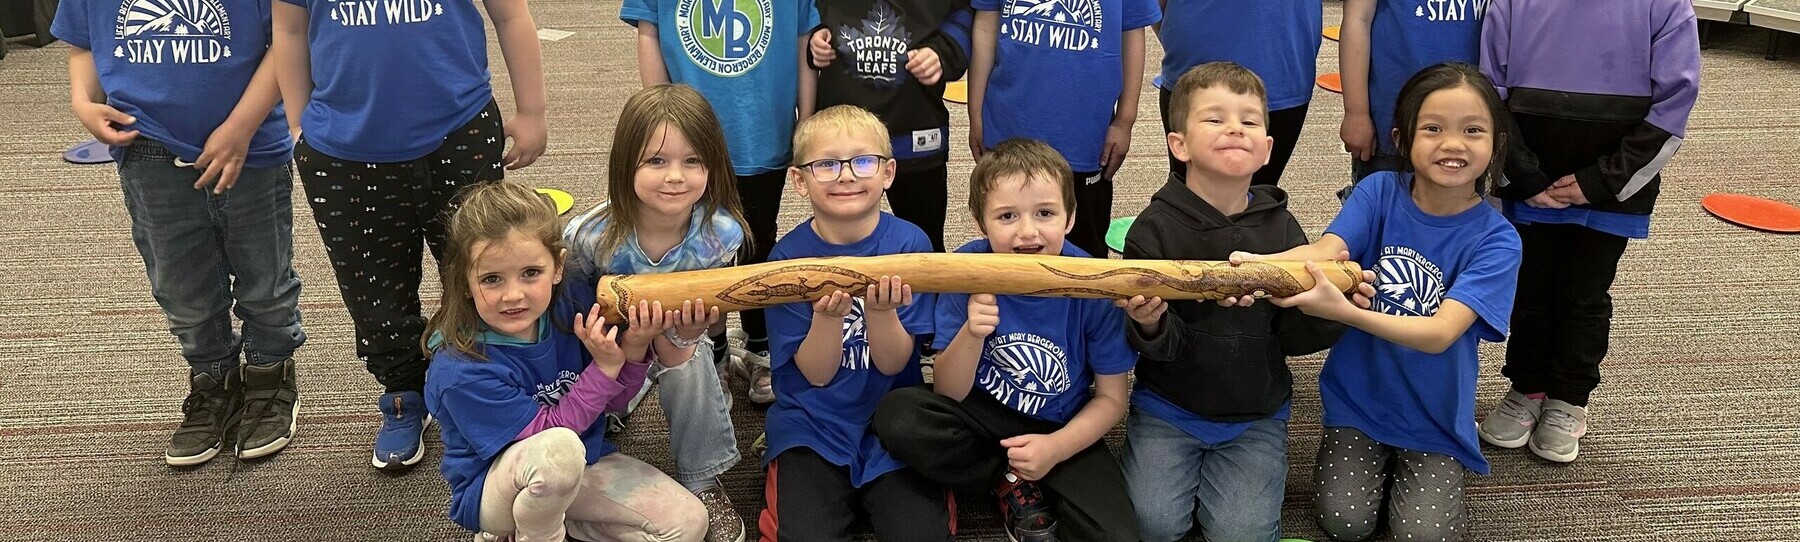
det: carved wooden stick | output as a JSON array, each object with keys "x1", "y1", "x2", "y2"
[{"x1": 591, "y1": 254, "x2": 1362, "y2": 321}]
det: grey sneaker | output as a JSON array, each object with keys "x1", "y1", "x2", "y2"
[
  {"x1": 1530, "y1": 399, "x2": 1588, "y2": 463},
  {"x1": 734, "y1": 350, "x2": 774, "y2": 405},
  {"x1": 1478, "y1": 389, "x2": 1542, "y2": 449},
  {"x1": 238, "y1": 358, "x2": 299, "y2": 460},
  {"x1": 693, "y1": 485, "x2": 746, "y2": 542},
  {"x1": 165, "y1": 369, "x2": 242, "y2": 467}
]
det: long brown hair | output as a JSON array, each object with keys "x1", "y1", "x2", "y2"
[
  {"x1": 423, "y1": 181, "x2": 567, "y2": 360},
  {"x1": 572, "y1": 84, "x2": 750, "y2": 270}
]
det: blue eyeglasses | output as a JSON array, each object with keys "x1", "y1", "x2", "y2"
[{"x1": 796, "y1": 154, "x2": 891, "y2": 182}]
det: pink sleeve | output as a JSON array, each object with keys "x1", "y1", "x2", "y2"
[{"x1": 513, "y1": 360, "x2": 651, "y2": 441}]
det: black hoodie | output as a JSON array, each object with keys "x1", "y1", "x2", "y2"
[
  {"x1": 813, "y1": 0, "x2": 972, "y2": 171},
  {"x1": 1123, "y1": 176, "x2": 1346, "y2": 422}
]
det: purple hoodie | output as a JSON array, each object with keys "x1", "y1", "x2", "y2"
[{"x1": 1481, "y1": 0, "x2": 1700, "y2": 216}]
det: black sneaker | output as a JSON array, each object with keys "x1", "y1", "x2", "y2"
[
  {"x1": 165, "y1": 369, "x2": 241, "y2": 467},
  {"x1": 996, "y1": 470, "x2": 1060, "y2": 542},
  {"x1": 237, "y1": 358, "x2": 298, "y2": 460}
]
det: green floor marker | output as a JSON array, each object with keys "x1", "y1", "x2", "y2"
[{"x1": 1105, "y1": 216, "x2": 1137, "y2": 254}]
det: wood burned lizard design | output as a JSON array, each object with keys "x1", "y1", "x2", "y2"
[
  {"x1": 715, "y1": 264, "x2": 877, "y2": 307},
  {"x1": 1036, "y1": 261, "x2": 1312, "y2": 298}
]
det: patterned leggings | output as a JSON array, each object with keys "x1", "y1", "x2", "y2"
[
  {"x1": 1314, "y1": 426, "x2": 1468, "y2": 542},
  {"x1": 295, "y1": 100, "x2": 505, "y2": 393}
]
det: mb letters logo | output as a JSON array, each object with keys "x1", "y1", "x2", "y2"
[
  {"x1": 677, "y1": 0, "x2": 774, "y2": 77},
  {"x1": 114, "y1": 0, "x2": 234, "y2": 64}
]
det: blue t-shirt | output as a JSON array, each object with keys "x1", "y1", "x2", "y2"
[
  {"x1": 1321, "y1": 172, "x2": 1521, "y2": 475},
  {"x1": 933, "y1": 240, "x2": 1134, "y2": 424},
  {"x1": 1154, "y1": 0, "x2": 1321, "y2": 112},
  {"x1": 276, "y1": 0, "x2": 494, "y2": 163},
  {"x1": 1502, "y1": 201, "x2": 1651, "y2": 240},
  {"x1": 561, "y1": 201, "x2": 747, "y2": 287},
  {"x1": 1368, "y1": 0, "x2": 1485, "y2": 155},
  {"x1": 762, "y1": 213, "x2": 936, "y2": 486},
  {"x1": 1133, "y1": 390, "x2": 1291, "y2": 447},
  {"x1": 424, "y1": 283, "x2": 617, "y2": 532},
  {"x1": 620, "y1": 0, "x2": 818, "y2": 175},
  {"x1": 51, "y1": 0, "x2": 292, "y2": 167},
  {"x1": 974, "y1": 0, "x2": 1160, "y2": 172}
]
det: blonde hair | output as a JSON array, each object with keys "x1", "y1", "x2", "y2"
[
  {"x1": 791, "y1": 105, "x2": 892, "y2": 163},
  {"x1": 968, "y1": 138, "x2": 1076, "y2": 223},
  {"x1": 573, "y1": 84, "x2": 750, "y2": 271},
  {"x1": 1168, "y1": 62, "x2": 1269, "y2": 132},
  {"x1": 423, "y1": 181, "x2": 566, "y2": 360}
]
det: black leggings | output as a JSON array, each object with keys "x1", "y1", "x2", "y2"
[{"x1": 295, "y1": 100, "x2": 505, "y2": 393}]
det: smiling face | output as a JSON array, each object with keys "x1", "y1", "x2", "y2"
[
  {"x1": 978, "y1": 173, "x2": 1073, "y2": 255},
  {"x1": 791, "y1": 128, "x2": 895, "y2": 222},
  {"x1": 1170, "y1": 85, "x2": 1274, "y2": 180},
  {"x1": 632, "y1": 122, "x2": 709, "y2": 221},
  {"x1": 1406, "y1": 84, "x2": 1495, "y2": 194},
  {"x1": 467, "y1": 230, "x2": 562, "y2": 342}
]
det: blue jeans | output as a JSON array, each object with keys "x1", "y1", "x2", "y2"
[
  {"x1": 119, "y1": 141, "x2": 306, "y2": 377},
  {"x1": 647, "y1": 343, "x2": 739, "y2": 489},
  {"x1": 1122, "y1": 409, "x2": 1288, "y2": 542}
]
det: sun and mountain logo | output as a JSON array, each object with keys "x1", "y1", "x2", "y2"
[
  {"x1": 837, "y1": 2, "x2": 911, "y2": 90},
  {"x1": 1373, "y1": 246, "x2": 1446, "y2": 317},
  {"x1": 112, "y1": 0, "x2": 233, "y2": 63},
  {"x1": 999, "y1": 0, "x2": 1102, "y2": 51},
  {"x1": 977, "y1": 332, "x2": 1072, "y2": 417},
  {"x1": 676, "y1": 0, "x2": 775, "y2": 77}
]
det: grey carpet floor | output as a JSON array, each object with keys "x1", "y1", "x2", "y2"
[{"x1": 2, "y1": 2, "x2": 1799, "y2": 540}]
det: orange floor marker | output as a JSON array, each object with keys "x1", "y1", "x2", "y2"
[
  {"x1": 1702, "y1": 193, "x2": 1800, "y2": 233},
  {"x1": 944, "y1": 80, "x2": 968, "y2": 104},
  {"x1": 1317, "y1": 73, "x2": 1343, "y2": 94},
  {"x1": 1324, "y1": 25, "x2": 1340, "y2": 41}
]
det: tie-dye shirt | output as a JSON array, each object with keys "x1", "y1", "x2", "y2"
[{"x1": 562, "y1": 201, "x2": 745, "y2": 287}]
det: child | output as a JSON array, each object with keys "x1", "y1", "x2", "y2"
[
  {"x1": 968, "y1": 0, "x2": 1160, "y2": 257},
  {"x1": 1154, "y1": 0, "x2": 1321, "y2": 187},
  {"x1": 873, "y1": 138, "x2": 1138, "y2": 542},
  {"x1": 1338, "y1": 0, "x2": 1487, "y2": 194},
  {"x1": 807, "y1": 0, "x2": 974, "y2": 253},
  {"x1": 271, "y1": 0, "x2": 548, "y2": 469},
  {"x1": 757, "y1": 105, "x2": 950, "y2": 541},
  {"x1": 623, "y1": 0, "x2": 820, "y2": 406},
  {"x1": 1235, "y1": 63, "x2": 1522, "y2": 541},
  {"x1": 562, "y1": 84, "x2": 752, "y2": 542},
  {"x1": 55, "y1": 0, "x2": 306, "y2": 466},
  {"x1": 1116, "y1": 63, "x2": 1344, "y2": 542},
  {"x1": 1476, "y1": 0, "x2": 1700, "y2": 463},
  {"x1": 423, "y1": 181, "x2": 708, "y2": 542}
]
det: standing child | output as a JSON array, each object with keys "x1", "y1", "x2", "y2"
[
  {"x1": 1154, "y1": 0, "x2": 1321, "y2": 187},
  {"x1": 1235, "y1": 63, "x2": 1522, "y2": 541},
  {"x1": 55, "y1": 0, "x2": 305, "y2": 466},
  {"x1": 874, "y1": 138, "x2": 1139, "y2": 542},
  {"x1": 1116, "y1": 63, "x2": 1344, "y2": 542},
  {"x1": 1338, "y1": 0, "x2": 1488, "y2": 194},
  {"x1": 623, "y1": 0, "x2": 820, "y2": 406},
  {"x1": 808, "y1": 0, "x2": 973, "y2": 253},
  {"x1": 271, "y1": 0, "x2": 548, "y2": 470},
  {"x1": 423, "y1": 181, "x2": 708, "y2": 542},
  {"x1": 757, "y1": 106, "x2": 951, "y2": 541},
  {"x1": 1476, "y1": 0, "x2": 1700, "y2": 463},
  {"x1": 563, "y1": 84, "x2": 752, "y2": 542},
  {"x1": 968, "y1": 0, "x2": 1160, "y2": 257}
]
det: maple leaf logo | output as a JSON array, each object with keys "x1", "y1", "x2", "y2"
[
  {"x1": 836, "y1": 2, "x2": 911, "y2": 90},
  {"x1": 114, "y1": 46, "x2": 125, "y2": 58}
]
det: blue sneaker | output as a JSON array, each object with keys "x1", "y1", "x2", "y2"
[{"x1": 372, "y1": 391, "x2": 431, "y2": 470}]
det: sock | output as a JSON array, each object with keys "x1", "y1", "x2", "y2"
[
  {"x1": 679, "y1": 476, "x2": 720, "y2": 494},
  {"x1": 746, "y1": 337, "x2": 769, "y2": 355},
  {"x1": 1525, "y1": 392, "x2": 1547, "y2": 401}
]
